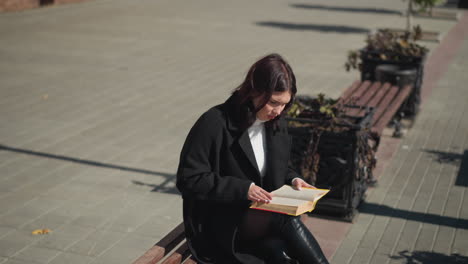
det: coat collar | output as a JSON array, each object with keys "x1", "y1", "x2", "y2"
[{"x1": 222, "y1": 95, "x2": 290, "y2": 187}]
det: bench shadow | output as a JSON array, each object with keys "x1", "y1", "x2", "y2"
[
  {"x1": 422, "y1": 149, "x2": 468, "y2": 187},
  {"x1": 358, "y1": 202, "x2": 468, "y2": 230},
  {"x1": 132, "y1": 180, "x2": 179, "y2": 195},
  {"x1": 390, "y1": 250, "x2": 468, "y2": 264},
  {"x1": 290, "y1": 3, "x2": 402, "y2": 15},
  {"x1": 0, "y1": 144, "x2": 179, "y2": 195},
  {"x1": 256, "y1": 21, "x2": 369, "y2": 34}
]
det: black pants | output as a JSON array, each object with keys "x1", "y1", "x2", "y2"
[{"x1": 237, "y1": 210, "x2": 329, "y2": 264}]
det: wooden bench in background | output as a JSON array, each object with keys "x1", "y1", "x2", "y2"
[
  {"x1": 340, "y1": 80, "x2": 414, "y2": 149},
  {"x1": 132, "y1": 222, "x2": 195, "y2": 264}
]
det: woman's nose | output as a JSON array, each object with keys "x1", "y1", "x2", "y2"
[{"x1": 273, "y1": 105, "x2": 284, "y2": 115}]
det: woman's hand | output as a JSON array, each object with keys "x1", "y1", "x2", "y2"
[
  {"x1": 248, "y1": 184, "x2": 272, "y2": 203},
  {"x1": 292, "y1": 178, "x2": 316, "y2": 190}
]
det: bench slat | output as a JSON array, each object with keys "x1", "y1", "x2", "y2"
[
  {"x1": 356, "y1": 82, "x2": 392, "y2": 117},
  {"x1": 161, "y1": 241, "x2": 192, "y2": 264},
  {"x1": 371, "y1": 85, "x2": 399, "y2": 128},
  {"x1": 156, "y1": 223, "x2": 186, "y2": 253},
  {"x1": 339, "y1": 80, "x2": 363, "y2": 103},
  {"x1": 132, "y1": 223, "x2": 186, "y2": 264},
  {"x1": 132, "y1": 245, "x2": 165, "y2": 264},
  {"x1": 346, "y1": 82, "x2": 382, "y2": 116},
  {"x1": 372, "y1": 84, "x2": 413, "y2": 135},
  {"x1": 348, "y1": 80, "x2": 372, "y2": 101},
  {"x1": 184, "y1": 258, "x2": 197, "y2": 264}
]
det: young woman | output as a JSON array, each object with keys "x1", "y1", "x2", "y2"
[{"x1": 177, "y1": 54, "x2": 329, "y2": 264}]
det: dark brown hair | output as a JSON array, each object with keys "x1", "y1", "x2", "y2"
[{"x1": 231, "y1": 53, "x2": 297, "y2": 130}]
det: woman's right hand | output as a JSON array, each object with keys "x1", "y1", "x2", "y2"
[{"x1": 247, "y1": 184, "x2": 272, "y2": 203}]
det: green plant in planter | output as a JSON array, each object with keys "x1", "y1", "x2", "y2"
[
  {"x1": 345, "y1": 28, "x2": 429, "y2": 72},
  {"x1": 288, "y1": 93, "x2": 340, "y2": 118}
]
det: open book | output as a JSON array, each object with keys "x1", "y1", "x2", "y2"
[{"x1": 250, "y1": 185, "x2": 330, "y2": 216}]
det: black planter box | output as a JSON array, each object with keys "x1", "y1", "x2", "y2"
[
  {"x1": 360, "y1": 49, "x2": 426, "y2": 116},
  {"x1": 287, "y1": 105, "x2": 375, "y2": 221}
]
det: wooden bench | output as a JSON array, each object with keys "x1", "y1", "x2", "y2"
[
  {"x1": 132, "y1": 222, "x2": 196, "y2": 264},
  {"x1": 339, "y1": 80, "x2": 413, "y2": 149}
]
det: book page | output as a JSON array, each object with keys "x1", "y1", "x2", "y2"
[
  {"x1": 272, "y1": 185, "x2": 329, "y2": 202},
  {"x1": 269, "y1": 196, "x2": 304, "y2": 207}
]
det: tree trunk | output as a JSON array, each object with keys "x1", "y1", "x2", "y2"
[{"x1": 406, "y1": 0, "x2": 413, "y2": 32}]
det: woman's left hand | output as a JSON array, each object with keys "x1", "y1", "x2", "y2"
[{"x1": 292, "y1": 178, "x2": 316, "y2": 190}]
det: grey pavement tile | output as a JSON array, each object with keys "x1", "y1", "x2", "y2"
[
  {"x1": 433, "y1": 226, "x2": 456, "y2": 254},
  {"x1": 1, "y1": 259, "x2": 36, "y2": 264},
  {"x1": 0, "y1": 229, "x2": 39, "y2": 258},
  {"x1": 443, "y1": 187, "x2": 464, "y2": 219},
  {"x1": 349, "y1": 247, "x2": 373, "y2": 264},
  {"x1": 0, "y1": 227, "x2": 15, "y2": 241},
  {"x1": 89, "y1": 234, "x2": 156, "y2": 264},
  {"x1": 0, "y1": 157, "x2": 43, "y2": 181},
  {"x1": 0, "y1": 164, "x2": 63, "y2": 194},
  {"x1": 413, "y1": 223, "x2": 437, "y2": 252},
  {"x1": 369, "y1": 253, "x2": 392, "y2": 264},
  {"x1": 11, "y1": 246, "x2": 61, "y2": 264},
  {"x1": 358, "y1": 216, "x2": 389, "y2": 249},
  {"x1": 20, "y1": 213, "x2": 71, "y2": 233},
  {"x1": 48, "y1": 252, "x2": 93, "y2": 264},
  {"x1": 0, "y1": 198, "x2": 65, "y2": 229},
  {"x1": 459, "y1": 190, "x2": 468, "y2": 220},
  {"x1": 330, "y1": 244, "x2": 356, "y2": 264},
  {"x1": 17, "y1": 172, "x2": 82, "y2": 200},
  {"x1": 69, "y1": 210, "x2": 117, "y2": 230},
  {"x1": 452, "y1": 229, "x2": 468, "y2": 256},
  {"x1": 35, "y1": 225, "x2": 94, "y2": 251},
  {"x1": 66, "y1": 230, "x2": 126, "y2": 257},
  {"x1": 391, "y1": 220, "x2": 421, "y2": 257},
  {"x1": 133, "y1": 213, "x2": 183, "y2": 239}
]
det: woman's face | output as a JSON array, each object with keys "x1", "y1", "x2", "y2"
[{"x1": 253, "y1": 91, "x2": 292, "y2": 121}]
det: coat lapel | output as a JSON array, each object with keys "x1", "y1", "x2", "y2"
[
  {"x1": 238, "y1": 130, "x2": 261, "y2": 176},
  {"x1": 224, "y1": 99, "x2": 262, "y2": 183}
]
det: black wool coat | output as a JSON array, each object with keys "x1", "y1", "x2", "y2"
[{"x1": 176, "y1": 95, "x2": 302, "y2": 264}]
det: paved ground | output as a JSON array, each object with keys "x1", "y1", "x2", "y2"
[{"x1": 0, "y1": 0, "x2": 466, "y2": 263}]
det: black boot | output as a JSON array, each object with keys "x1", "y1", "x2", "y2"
[
  {"x1": 274, "y1": 216, "x2": 329, "y2": 264},
  {"x1": 258, "y1": 238, "x2": 297, "y2": 264}
]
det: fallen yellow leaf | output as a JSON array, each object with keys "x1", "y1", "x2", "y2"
[{"x1": 32, "y1": 229, "x2": 51, "y2": 235}]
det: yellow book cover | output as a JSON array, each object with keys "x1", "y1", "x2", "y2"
[{"x1": 250, "y1": 185, "x2": 330, "y2": 216}]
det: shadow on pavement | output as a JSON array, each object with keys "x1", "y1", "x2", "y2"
[
  {"x1": 256, "y1": 21, "x2": 369, "y2": 33},
  {"x1": 359, "y1": 202, "x2": 468, "y2": 230},
  {"x1": 290, "y1": 3, "x2": 403, "y2": 15},
  {"x1": 422, "y1": 149, "x2": 468, "y2": 187},
  {"x1": 132, "y1": 180, "x2": 179, "y2": 195},
  {"x1": 0, "y1": 144, "x2": 179, "y2": 194},
  {"x1": 390, "y1": 250, "x2": 468, "y2": 264}
]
